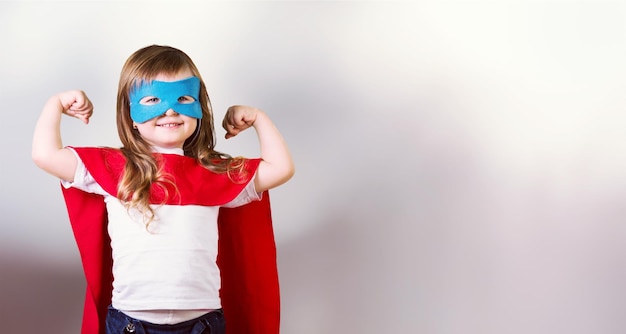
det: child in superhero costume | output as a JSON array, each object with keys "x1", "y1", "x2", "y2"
[{"x1": 32, "y1": 45, "x2": 295, "y2": 334}]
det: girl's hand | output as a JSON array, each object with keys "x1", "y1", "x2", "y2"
[
  {"x1": 58, "y1": 90, "x2": 93, "y2": 124},
  {"x1": 222, "y1": 105, "x2": 259, "y2": 139}
]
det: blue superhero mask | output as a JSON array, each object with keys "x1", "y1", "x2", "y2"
[{"x1": 129, "y1": 76, "x2": 203, "y2": 123}]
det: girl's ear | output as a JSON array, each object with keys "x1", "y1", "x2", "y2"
[{"x1": 133, "y1": 123, "x2": 138, "y2": 129}]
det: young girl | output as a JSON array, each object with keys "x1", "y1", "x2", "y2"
[{"x1": 32, "y1": 45, "x2": 294, "y2": 334}]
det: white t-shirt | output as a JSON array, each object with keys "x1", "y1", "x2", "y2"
[{"x1": 62, "y1": 147, "x2": 261, "y2": 324}]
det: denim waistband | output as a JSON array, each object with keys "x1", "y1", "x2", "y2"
[{"x1": 106, "y1": 306, "x2": 225, "y2": 334}]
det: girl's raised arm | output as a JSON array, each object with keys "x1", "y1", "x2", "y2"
[
  {"x1": 32, "y1": 90, "x2": 93, "y2": 182},
  {"x1": 223, "y1": 105, "x2": 295, "y2": 193}
]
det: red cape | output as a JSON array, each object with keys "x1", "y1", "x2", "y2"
[{"x1": 60, "y1": 147, "x2": 280, "y2": 334}]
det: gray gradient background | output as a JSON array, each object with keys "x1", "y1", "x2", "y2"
[{"x1": 2, "y1": 1, "x2": 626, "y2": 333}]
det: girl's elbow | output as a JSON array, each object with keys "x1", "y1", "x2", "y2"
[
  {"x1": 285, "y1": 163, "x2": 295, "y2": 181},
  {"x1": 31, "y1": 150, "x2": 47, "y2": 170},
  {"x1": 276, "y1": 164, "x2": 295, "y2": 187},
  {"x1": 32, "y1": 154, "x2": 56, "y2": 176},
  {"x1": 256, "y1": 164, "x2": 295, "y2": 192}
]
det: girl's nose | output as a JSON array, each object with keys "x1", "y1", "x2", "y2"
[{"x1": 163, "y1": 108, "x2": 179, "y2": 116}]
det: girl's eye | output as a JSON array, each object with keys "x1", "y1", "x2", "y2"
[
  {"x1": 178, "y1": 96, "x2": 195, "y2": 104},
  {"x1": 140, "y1": 97, "x2": 160, "y2": 105}
]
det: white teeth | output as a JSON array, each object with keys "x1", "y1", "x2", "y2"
[{"x1": 159, "y1": 123, "x2": 179, "y2": 127}]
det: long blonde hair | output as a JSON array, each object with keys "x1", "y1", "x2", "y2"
[{"x1": 116, "y1": 45, "x2": 244, "y2": 223}]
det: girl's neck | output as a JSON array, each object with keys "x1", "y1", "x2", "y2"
[{"x1": 151, "y1": 146, "x2": 184, "y2": 156}]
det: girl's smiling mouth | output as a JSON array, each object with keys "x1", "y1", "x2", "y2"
[{"x1": 157, "y1": 122, "x2": 182, "y2": 128}]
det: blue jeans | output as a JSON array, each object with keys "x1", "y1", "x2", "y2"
[{"x1": 105, "y1": 306, "x2": 225, "y2": 334}]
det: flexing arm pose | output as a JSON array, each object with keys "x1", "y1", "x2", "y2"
[
  {"x1": 33, "y1": 92, "x2": 294, "y2": 192},
  {"x1": 223, "y1": 105, "x2": 295, "y2": 192},
  {"x1": 32, "y1": 90, "x2": 93, "y2": 183}
]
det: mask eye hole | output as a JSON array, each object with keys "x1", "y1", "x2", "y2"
[
  {"x1": 139, "y1": 96, "x2": 160, "y2": 105},
  {"x1": 178, "y1": 95, "x2": 195, "y2": 104}
]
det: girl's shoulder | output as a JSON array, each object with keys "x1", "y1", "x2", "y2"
[
  {"x1": 70, "y1": 146, "x2": 126, "y2": 172},
  {"x1": 69, "y1": 146, "x2": 126, "y2": 195}
]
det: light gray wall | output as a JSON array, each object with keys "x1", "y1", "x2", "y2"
[{"x1": 1, "y1": 1, "x2": 625, "y2": 333}]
